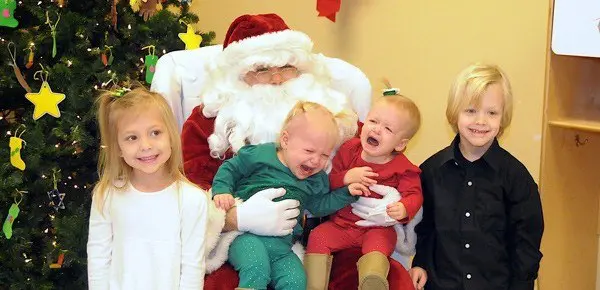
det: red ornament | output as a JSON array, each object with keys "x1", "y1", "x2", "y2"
[
  {"x1": 317, "y1": 0, "x2": 341, "y2": 22},
  {"x1": 101, "y1": 53, "x2": 108, "y2": 66}
]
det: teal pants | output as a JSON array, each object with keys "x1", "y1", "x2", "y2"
[{"x1": 228, "y1": 233, "x2": 306, "y2": 290}]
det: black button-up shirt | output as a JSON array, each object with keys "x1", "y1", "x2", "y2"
[{"x1": 413, "y1": 135, "x2": 544, "y2": 290}]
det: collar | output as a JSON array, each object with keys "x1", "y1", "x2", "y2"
[{"x1": 436, "y1": 134, "x2": 503, "y2": 171}]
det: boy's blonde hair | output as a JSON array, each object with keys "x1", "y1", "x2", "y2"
[
  {"x1": 280, "y1": 101, "x2": 357, "y2": 147},
  {"x1": 93, "y1": 87, "x2": 186, "y2": 211},
  {"x1": 446, "y1": 63, "x2": 513, "y2": 136},
  {"x1": 373, "y1": 94, "x2": 421, "y2": 139}
]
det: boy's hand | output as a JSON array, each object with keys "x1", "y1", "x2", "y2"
[
  {"x1": 344, "y1": 166, "x2": 378, "y2": 186},
  {"x1": 214, "y1": 193, "x2": 235, "y2": 211},
  {"x1": 348, "y1": 183, "x2": 370, "y2": 196},
  {"x1": 387, "y1": 201, "x2": 407, "y2": 221},
  {"x1": 409, "y1": 267, "x2": 427, "y2": 290}
]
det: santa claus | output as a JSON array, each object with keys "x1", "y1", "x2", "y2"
[{"x1": 152, "y1": 13, "x2": 416, "y2": 290}]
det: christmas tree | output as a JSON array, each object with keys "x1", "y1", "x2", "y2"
[{"x1": 0, "y1": 1, "x2": 214, "y2": 288}]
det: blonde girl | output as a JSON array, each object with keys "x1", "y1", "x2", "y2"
[{"x1": 87, "y1": 87, "x2": 208, "y2": 290}]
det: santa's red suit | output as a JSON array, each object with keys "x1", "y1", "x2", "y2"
[{"x1": 152, "y1": 13, "x2": 415, "y2": 290}]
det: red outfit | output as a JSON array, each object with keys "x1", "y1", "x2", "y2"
[
  {"x1": 183, "y1": 106, "x2": 416, "y2": 290},
  {"x1": 307, "y1": 137, "x2": 422, "y2": 256},
  {"x1": 308, "y1": 221, "x2": 398, "y2": 255}
]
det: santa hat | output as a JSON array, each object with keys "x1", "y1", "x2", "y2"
[{"x1": 216, "y1": 13, "x2": 315, "y2": 75}]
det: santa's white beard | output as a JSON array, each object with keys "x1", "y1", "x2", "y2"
[{"x1": 204, "y1": 74, "x2": 355, "y2": 158}]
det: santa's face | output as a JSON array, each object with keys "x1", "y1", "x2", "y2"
[
  {"x1": 278, "y1": 123, "x2": 336, "y2": 180},
  {"x1": 243, "y1": 65, "x2": 299, "y2": 86}
]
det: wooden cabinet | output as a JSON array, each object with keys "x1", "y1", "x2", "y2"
[{"x1": 539, "y1": 0, "x2": 600, "y2": 289}]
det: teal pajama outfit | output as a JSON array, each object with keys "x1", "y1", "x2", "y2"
[{"x1": 212, "y1": 143, "x2": 357, "y2": 290}]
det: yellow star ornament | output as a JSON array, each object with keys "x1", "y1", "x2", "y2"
[
  {"x1": 25, "y1": 81, "x2": 66, "y2": 120},
  {"x1": 178, "y1": 24, "x2": 202, "y2": 50}
]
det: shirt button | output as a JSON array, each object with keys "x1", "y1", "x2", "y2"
[
  {"x1": 467, "y1": 181, "x2": 473, "y2": 186},
  {"x1": 465, "y1": 243, "x2": 470, "y2": 249},
  {"x1": 454, "y1": 161, "x2": 458, "y2": 166},
  {"x1": 465, "y1": 212, "x2": 471, "y2": 217},
  {"x1": 466, "y1": 273, "x2": 472, "y2": 279}
]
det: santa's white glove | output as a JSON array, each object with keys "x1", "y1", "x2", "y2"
[
  {"x1": 352, "y1": 184, "x2": 401, "y2": 227},
  {"x1": 237, "y1": 188, "x2": 300, "y2": 236}
]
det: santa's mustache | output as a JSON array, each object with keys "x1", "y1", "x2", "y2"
[{"x1": 237, "y1": 74, "x2": 322, "y2": 103}]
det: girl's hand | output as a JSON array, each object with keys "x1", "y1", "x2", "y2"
[
  {"x1": 344, "y1": 167, "x2": 378, "y2": 186},
  {"x1": 386, "y1": 201, "x2": 407, "y2": 221},
  {"x1": 214, "y1": 194, "x2": 235, "y2": 211},
  {"x1": 348, "y1": 183, "x2": 370, "y2": 196},
  {"x1": 409, "y1": 267, "x2": 427, "y2": 290}
]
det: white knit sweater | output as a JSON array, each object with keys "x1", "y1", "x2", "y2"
[{"x1": 87, "y1": 181, "x2": 208, "y2": 290}]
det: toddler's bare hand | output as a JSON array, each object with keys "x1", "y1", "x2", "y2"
[
  {"x1": 344, "y1": 166, "x2": 378, "y2": 186},
  {"x1": 387, "y1": 201, "x2": 407, "y2": 221},
  {"x1": 214, "y1": 194, "x2": 235, "y2": 211},
  {"x1": 349, "y1": 183, "x2": 371, "y2": 196}
]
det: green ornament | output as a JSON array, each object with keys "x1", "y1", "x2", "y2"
[
  {"x1": 0, "y1": 0, "x2": 18, "y2": 28},
  {"x1": 3, "y1": 203, "x2": 20, "y2": 239},
  {"x1": 145, "y1": 54, "x2": 158, "y2": 84},
  {"x1": 3, "y1": 190, "x2": 24, "y2": 239},
  {"x1": 45, "y1": 12, "x2": 60, "y2": 58}
]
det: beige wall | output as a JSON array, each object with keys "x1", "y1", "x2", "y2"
[{"x1": 190, "y1": 0, "x2": 550, "y2": 180}]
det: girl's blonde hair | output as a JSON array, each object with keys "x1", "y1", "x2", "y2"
[
  {"x1": 93, "y1": 87, "x2": 186, "y2": 211},
  {"x1": 280, "y1": 101, "x2": 357, "y2": 147},
  {"x1": 446, "y1": 63, "x2": 513, "y2": 136},
  {"x1": 373, "y1": 94, "x2": 421, "y2": 139}
]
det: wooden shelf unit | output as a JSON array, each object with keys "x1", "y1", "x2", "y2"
[
  {"x1": 548, "y1": 119, "x2": 600, "y2": 134},
  {"x1": 538, "y1": 123, "x2": 599, "y2": 290},
  {"x1": 545, "y1": 55, "x2": 600, "y2": 127},
  {"x1": 538, "y1": 7, "x2": 600, "y2": 289}
]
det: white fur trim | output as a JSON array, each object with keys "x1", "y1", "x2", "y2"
[
  {"x1": 202, "y1": 189, "x2": 222, "y2": 255},
  {"x1": 206, "y1": 230, "x2": 243, "y2": 273},
  {"x1": 393, "y1": 207, "x2": 423, "y2": 256},
  {"x1": 204, "y1": 192, "x2": 244, "y2": 273},
  {"x1": 292, "y1": 242, "x2": 305, "y2": 264},
  {"x1": 219, "y1": 30, "x2": 313, "y2": 74}
]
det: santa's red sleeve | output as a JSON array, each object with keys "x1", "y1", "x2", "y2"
[{"x1": 181, "y1": 105, "x2": 230, "y2": 190}]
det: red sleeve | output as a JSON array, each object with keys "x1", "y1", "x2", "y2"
[
  {"x1": 181, "y1": 105, "x2": 228, "y2": 190},
  {"x1": 329, "y1": 137, "x2": 361, "y2": 189},
  {"x1": 397, "y1": 168, "x2": 423, "y2": 223},
  {"x1": 329, "y1": 149, "x2": 348, "y2": 190}
]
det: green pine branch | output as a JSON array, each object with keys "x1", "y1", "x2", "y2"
[{"x1": 0, "y1": 0, "x2": 214, "y2": 288}]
